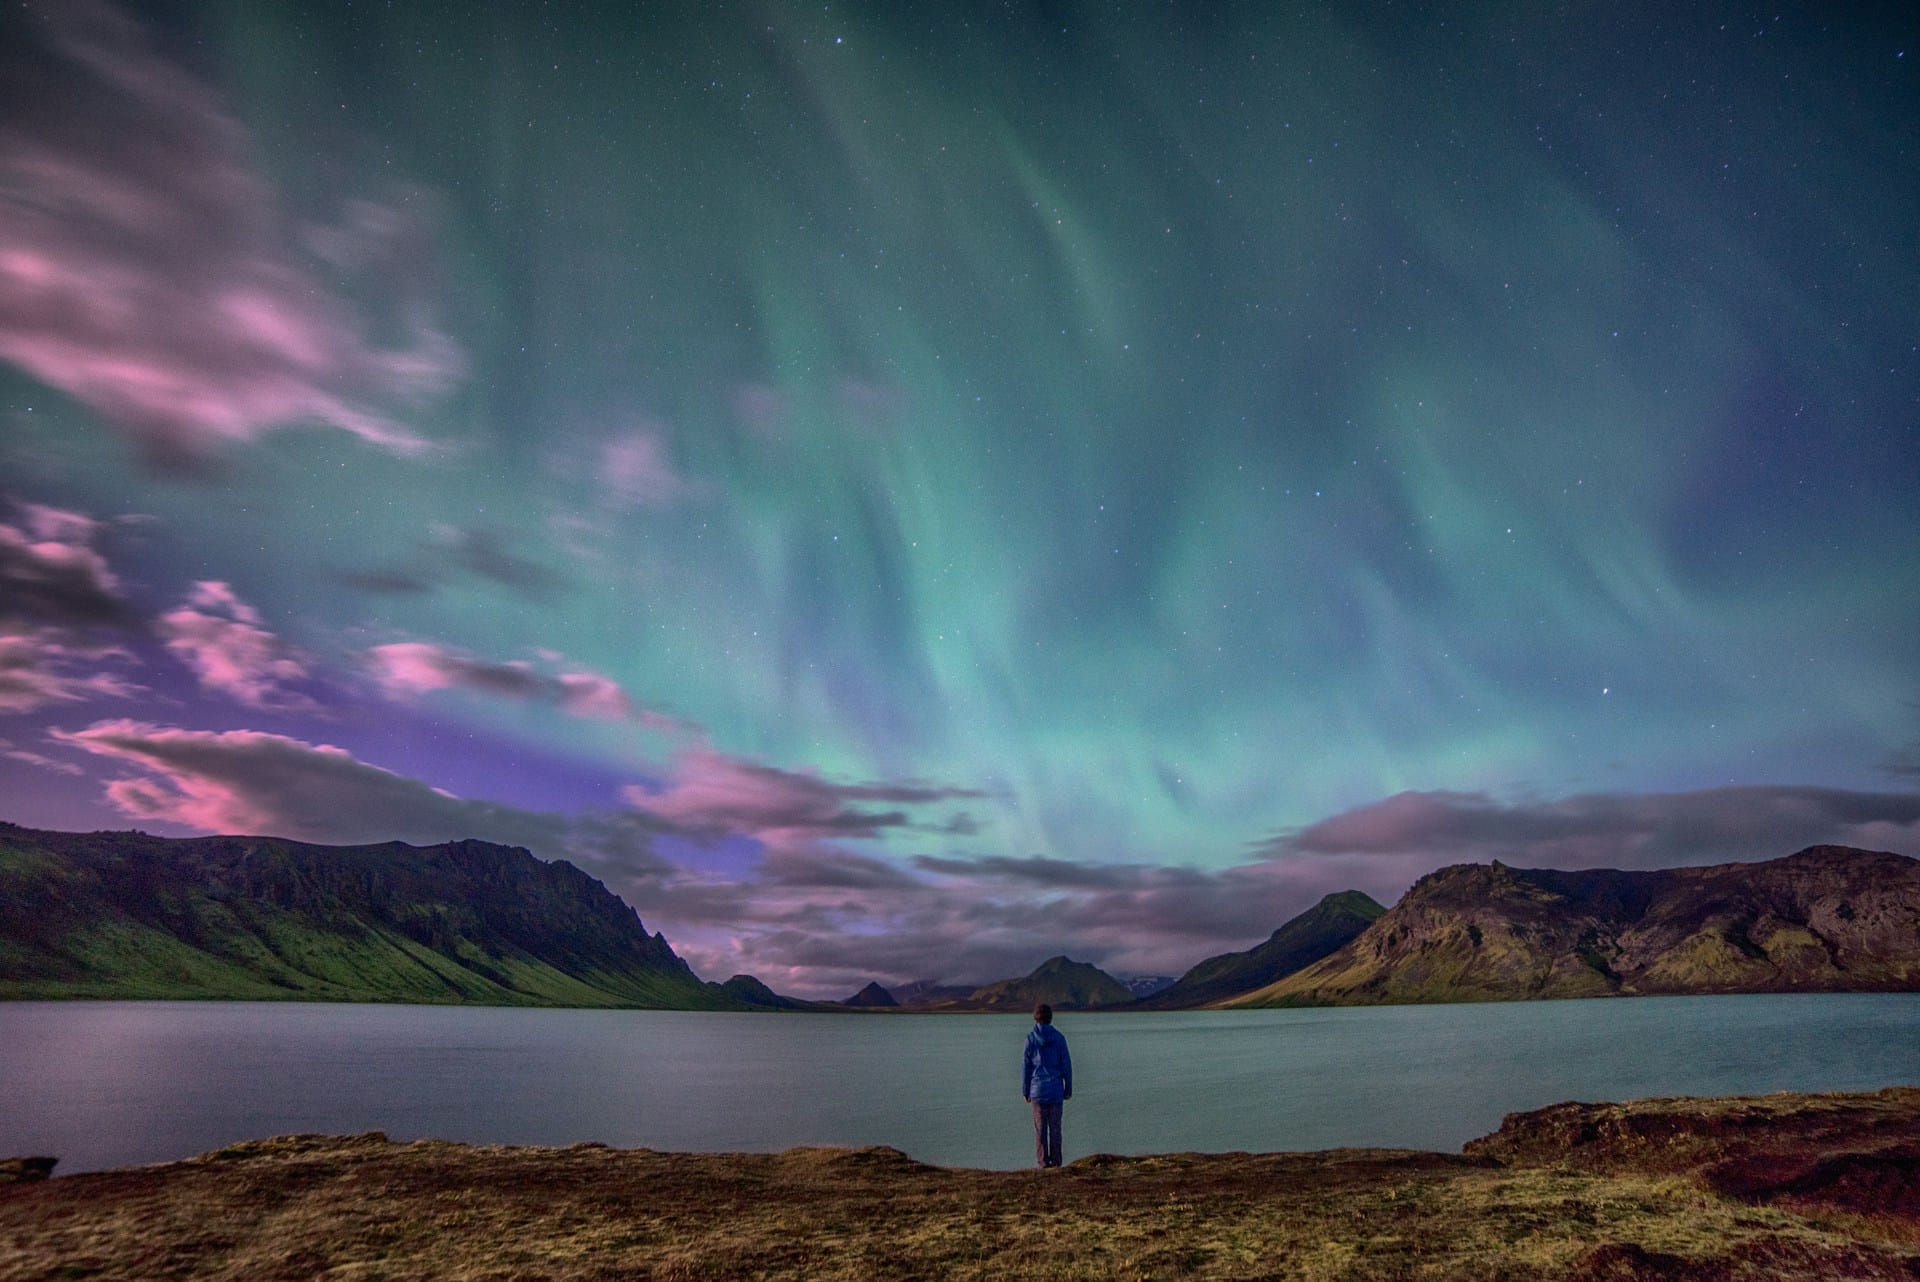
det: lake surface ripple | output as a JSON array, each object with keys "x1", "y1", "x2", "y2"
[{"x1": 4, "y1": 993, "x2": 1917, "y2": 1172}]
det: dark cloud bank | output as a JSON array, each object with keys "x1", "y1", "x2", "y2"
[{"x1": 40, "y1": 715, "x2": 1920, "y2": 998}]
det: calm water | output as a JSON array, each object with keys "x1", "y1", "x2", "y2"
[{"x1": 3, "y1": 994, "x2": 1917, "y2": 1173}]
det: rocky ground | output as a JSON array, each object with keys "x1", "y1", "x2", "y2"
[{"x1": 4, "y1": 1089, "x2": 1918, "y2": 1280}]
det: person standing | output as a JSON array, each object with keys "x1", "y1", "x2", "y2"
[{"x1": 1022, "y1": 1003, "x2": 1073, "y2": 1168}]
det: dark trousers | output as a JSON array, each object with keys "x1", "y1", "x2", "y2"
[{"x1": 1032, "y1": 1101, "x2": 1063, "y2": 1168}]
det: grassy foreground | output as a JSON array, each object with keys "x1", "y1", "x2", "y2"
[{"x1": 4, "y1": 1090, "x2": 1918, "y2": 1281}]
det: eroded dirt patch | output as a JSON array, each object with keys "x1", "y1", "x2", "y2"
[{"x1": 4, "y1": 1089, "x2": 1918, "y2": 1281}]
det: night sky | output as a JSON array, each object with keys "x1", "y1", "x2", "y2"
[{"x1": 3, "y1": 1, "x2": 1917, "y2": 998}]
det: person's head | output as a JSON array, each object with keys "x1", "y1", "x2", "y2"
[{"x1": 1033, "y1": 1004, "x2": 1053, "y2": 1024}]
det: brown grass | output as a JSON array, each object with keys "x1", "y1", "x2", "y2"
[{"x1": 5, "y1": 1090, "x2": 1920, "y2": 1280}]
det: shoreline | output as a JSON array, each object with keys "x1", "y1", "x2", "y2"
[
  {"x1": 5, "y1": 1088, "x2": 1918, "y2": 1280},
  {"x1": 10, "y1": 987, "x2": 1919, "y2": 1010}
]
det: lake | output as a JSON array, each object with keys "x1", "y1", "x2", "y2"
[{"x1": 4, "y1": 994, "x2": 1917, "y2": 1173}]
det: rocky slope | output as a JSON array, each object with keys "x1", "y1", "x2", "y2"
[
  {"x1": 0, "y1": 822, "x2": 757, "y2": 1009},
  {"x1": 965, "y1": 954, "x2": 1135, "y2": 1010},
  {"x1": 1226, "y1": 845, "x2": 1920, "y2": 1007},
  {"x1": 1138, "y1": 889, "x2": 1385, "y2": 1009}
]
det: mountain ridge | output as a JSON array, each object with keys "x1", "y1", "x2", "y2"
[
  {"x1": 964, "y1": 954, "x2": 1135, "y2": 1010},
  {"x1": 8, "y1": 823, "x2": 1916, "y2": 1012},
  {"x1": 0, "y1": 822, "x2": 764, "y2": 1009},
  {"x1": 1225, "y1": 845, "x2": 1920, "y2": 1008},
  {"x1": 1138, "y1": 889, "x2": 1386, "y2": 1010}
]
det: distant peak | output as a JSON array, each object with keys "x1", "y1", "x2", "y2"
[
  {"x1": 1316, "y1": 889, "x2": 1387, "y2": 914},
  {"x1": 1785, "y1": 844, "x2": 1905, "y2": 863}
]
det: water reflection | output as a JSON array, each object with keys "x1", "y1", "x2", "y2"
[{"x1": 2, "y1": 994, "x2": 1916, "y2": 1172}]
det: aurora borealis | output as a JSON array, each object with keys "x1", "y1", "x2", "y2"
[{"x1": 2, "y1": 1, "x2": 1916, "y2": 997}]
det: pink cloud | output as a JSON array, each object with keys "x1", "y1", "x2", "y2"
[
  {"x1": 367, "y1": 640, "x2": 684, "y2": 731},
  {"x1": 0, "y1": 3, "x2": 460, "y2": 464},
  {"x1": 593, "y1": 832, "x2": 1379, "y2": 1001},
  {"x1": 27, "y1": 708, "x2": 1920, "y2": 1001},
  {"x1": 622, "y1": 748, "x2": 982, "y2": 853},
  {"x1": 59, "y1": 711, "x2": 1910, "y2": 1002},
  {"x1": 1273, "y1": 786, "x2": 1920, "y2": 870},
  {"x1": 0, "y1": 629, "x2": 139, "y2": 712},
  {"x1": 156, "y1": 581, "x2": 314, "y2": 710},
  {"x1": 0, "y1": 734, "x2": 85, "y2": 776},
  {"x1": 53, "y1": 720, "x2": 339, "y2": 832},
  {"x1": 16, "y1": 504, "x2": 103, "y2": 544},
  {"x1": 366, "y1": 641, "x2": 464, "y2": 695},
  {"x1": 600, "y1": 430, "x2": 688, "y2": 508},
  {"x1": 48, "y1": 718, "x2": 569, "y2": 849},
  {"x1": 601, "y1": 778, "x2": 1920, "y2": 1000},
  {"x1": 26, "y1": 712, "x2": 1383, "y2": 997},
  {"x1": 1287, "y1": 790, "x2": 1494, "y2": 854},
  {"x1": 0, "y1": 501, "x2": 142, "y2": 711},
  {"x1": 0, "y1": 502, "x2": 133, "y2": 631},
  {"x1": 28, "y1": 711, "x2": 1354, "y2": 998},
  {"x1": 555, "y1": 671, "x2": 641, "y2": 720}
]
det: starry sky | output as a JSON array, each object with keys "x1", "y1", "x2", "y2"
[{"x1": 2, "y1": 1, "x2": 1917, "y2": 998}]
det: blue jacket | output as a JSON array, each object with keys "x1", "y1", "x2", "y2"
[{"x1": 1023, "y1": 1023, "x2": 1072, "y2": 1104}]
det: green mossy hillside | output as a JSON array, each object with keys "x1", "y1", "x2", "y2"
[
  {"x1": 0, "y1": 823, "x2": 754, "y2": 1008},
  {"x1": 1139, "y1": 889, "x2": 1386, "y2": 1010}
]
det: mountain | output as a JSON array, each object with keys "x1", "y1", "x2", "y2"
[
  {"x1": 1225, "y1": 846, "x2": 1920, "y2": 1008},
  {"x1": 721, "y1": 974, "x2": 816, "y2": 1010},
  {"x1": 0, "y1": 822, "x2": 762, "y2": 1009},
  {"x1": 1139, "y1": 889, "x2": 1386, "y2": 1009},
  {"x1": 843, "y1": 981, "x2": 899, "y2": 1007},
  {"x1": 1123, "y1": 975, "x2": 1177, "y2": 999},
  {"x1": 966, "y1": 955, "x2": 1135, "y2": 1010}
]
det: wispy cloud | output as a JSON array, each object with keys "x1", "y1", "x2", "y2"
[
  {"x1": 50, "y1": 718, "x2": 584, "y2": 852},
  {"x1": 614, "y1": 781, "x2": 1920, "y2": 997},
  {"x1": 367, "y1": 640, "x2": 685, "y2": 731},
  {"x1": 0, "y1": 630, "x2": 138, "y2": 712},
  {"x1": 0, "y1": 1, "x2": 459, "y2": 466},
  {"x1": 157, "y1": 581, "x2": 315, "y2": 711},
  {"x1": 607, "y1": 841, "x2": 1344, "y2": 1000},
  {"x1": 332, "y1": 568, "x2": 434, "y2": 597},
  {"x1": 0, "y1": 502, "x2": 136, "y2": 631},
  {"x1": 0, "y1": 501, "x2": 143, "y2": 712},
  {"x1": 334, "y1": 527, "x2": 570, "y2": 602},
  {"x1": 41, "y1": 720, "x2": 1920, "y2": 1001},
  {"x1": 599, "y1": 748, "x2": 1335, "y2": 995},
  {"x1": 437, "y1": 528, "x2": 567, "y2": 600},
  {"x1": 22, "y1": 711, "x2": 1378, "y2": 993},
  {"x1": 622, "y1": 748, "x2": 984, "y2": 853},
  {"x1": 1265, "y1": 785, "x2": 1920, "y2": 870},
  {"x1": 0, "y1": 734, "x2": 86, "y2": 776},
  {"x1": 600, "y1": 429, "x2": 689, "y2": 508}
]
